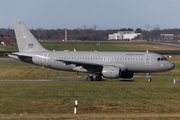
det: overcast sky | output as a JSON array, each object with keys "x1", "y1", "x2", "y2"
[{"x1": 1, "y1": 0, "x2": 180, "y2": 30}]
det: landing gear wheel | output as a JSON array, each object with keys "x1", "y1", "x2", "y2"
[
  {"x1": 147, "y1": 78, "x2": 151, "y2": 82},
  {"x1": 86, "y1": 76, "x2": 94, "y2": 81},
  {"x1": 146, "y1": 73, "x2": 152, "y2": 82},
  {"x1": 95, "y1": 76, "x2": 102, "y2": 81}
]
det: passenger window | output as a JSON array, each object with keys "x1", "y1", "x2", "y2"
[{"x1": 157, "y1": 58, "x2": 160, "y2": 61}]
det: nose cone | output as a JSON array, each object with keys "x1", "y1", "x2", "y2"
[{"x1": 168, "y1": 62, "x2": 175, "y2": 70}]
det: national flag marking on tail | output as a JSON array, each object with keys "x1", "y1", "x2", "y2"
[{"x1": 23, "y1": 36, "x2": 28, "y2": 38}]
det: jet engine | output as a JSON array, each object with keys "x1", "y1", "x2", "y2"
[
  {"x1": 101, "y1": 66, "x2": 134, "y2": 79},
  {"x1": 102, "y1": 66, "x2": 120, "y2": 78},
  {"x1": 120, "y1": 71, "x2": 134, "y2": 78}
]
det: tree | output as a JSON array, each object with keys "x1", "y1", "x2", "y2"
[{"x1": 135, "y1": 28, "x2": 142, "y2": 33}]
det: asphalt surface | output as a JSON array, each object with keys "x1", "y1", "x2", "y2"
[{"x1": 149, "y1": 41, "x2": 180, "y2": 47}]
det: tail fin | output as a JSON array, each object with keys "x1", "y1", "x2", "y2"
[{"x1": 13, "y1": 21, "x2": 47, "y2": 52}]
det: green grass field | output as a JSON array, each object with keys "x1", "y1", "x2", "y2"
[
  {"x1": 0, "y1": 41, "x2": 180, "y2": 119},
  {"x1": 1, "y1": 41, "x2": 180, "y2": 52}
]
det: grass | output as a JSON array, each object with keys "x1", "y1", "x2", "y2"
[
  {"x1": 0, "y1": 41, "x2": 180, "y2": 119},
  {"x1": 1, "y1": 113, "x2": 180, "y2": 120},
  {"x1": 1, "y1": 41, "x2": 180, "y2": 52},
  {"x1": 0, "y1": 61, "x2": 87, "y2": 80},
  {"x1": 42, "y1": 41, "x2": 180, "y2": 52},
  {"x1": 0, "y1": 81, "x2": 180, "y2": 119},
  {"x1": 0, "y1": 57, "x2": 179, "y2": 119}
]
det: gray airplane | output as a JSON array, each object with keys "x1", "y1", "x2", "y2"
[{"x1": 9, "y1": 21, "x2": 175, "y2": 82}]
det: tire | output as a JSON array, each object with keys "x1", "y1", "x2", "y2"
[
  {"x1": 95, "y1": 76, "x2": 102, "y2": 81},
  {"x1": 147, "y1": 78, "x2": 152, "y2": 82},
  {"x1": 86, "y1": 76, "x2": 94, "y2": 81}
]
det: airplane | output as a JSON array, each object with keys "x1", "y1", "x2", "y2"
[{"x1": 8, "y1": 21, "x2": 175, "y2": 82}]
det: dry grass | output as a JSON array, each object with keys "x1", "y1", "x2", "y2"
[{"x1": 1, "y1": 113, "x2": 180, "y2": 119}]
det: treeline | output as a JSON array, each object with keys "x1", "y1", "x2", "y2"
[
  {"x1": 141, "y1": 28, "x2": 180, "y2": 40},
  {"x1": 30, "y1": 28, "x2": 117, "y2": 41},
  {"x1": 1, "y1": 28, "x2": 180, "y2": 44}
]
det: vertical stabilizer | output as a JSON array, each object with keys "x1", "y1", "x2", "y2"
[{"x1": 13, "y1": 21, "x2": 47, "y2": 52}]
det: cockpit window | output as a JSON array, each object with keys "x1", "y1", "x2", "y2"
[
  {"x1": 163, "y1": 57, "x2": 167, "y2": 60},
  {"x1": 157, "y1": 57, "x2": 168, "y2": 61}
]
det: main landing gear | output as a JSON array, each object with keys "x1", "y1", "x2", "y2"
[
  {"x1": 147, "y1": 73, "x2": 152, "y2": 82},
  {"x1": 86, "y1": 75, "x2": 102, "y2": 81},
  {"x1": 95, "y1": 75, "x2": 102, "y2": 81},
  {"x1": 86, "y1": 76, "x2": 94, "y2": 81}
]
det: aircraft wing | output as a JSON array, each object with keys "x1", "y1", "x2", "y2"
[{"x1": 56, "y1": 59, "x2": 103, "y2": 73}]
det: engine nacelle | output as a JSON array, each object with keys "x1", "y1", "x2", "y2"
[
  {"x1": 120, "y1": 71, "x2": 134, "y2": 78},
  {"x1": 102, "y1": 66, "x2": 120, "y2": 79}
]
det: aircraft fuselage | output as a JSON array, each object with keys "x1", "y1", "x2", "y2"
[{"x1": 10, "y1": 51, "x2": 175, "y2": 73}]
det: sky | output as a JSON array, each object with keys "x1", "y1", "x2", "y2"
[{"x1": 1, "y1": 0, "x2": 180, "y2": 30}]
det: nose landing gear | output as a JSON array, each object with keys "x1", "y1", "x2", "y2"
[{"x1": 147, "y1": 73, "x2": 152, "y2": 82}]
